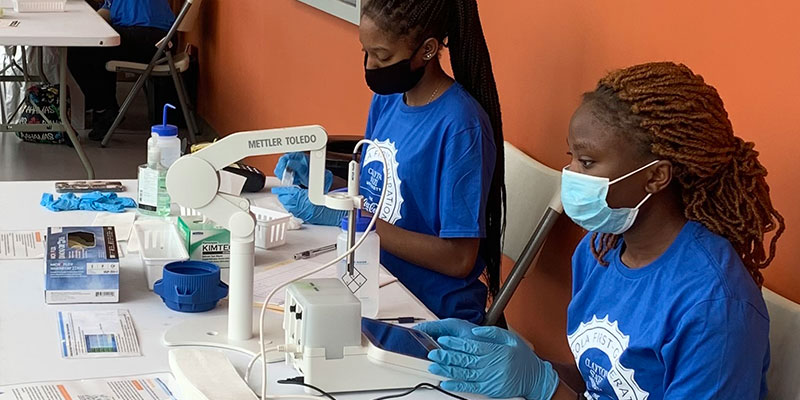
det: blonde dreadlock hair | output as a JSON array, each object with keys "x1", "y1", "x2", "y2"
[{"x1": 583, "y1": 62, "x2": 784, "y2": 287}]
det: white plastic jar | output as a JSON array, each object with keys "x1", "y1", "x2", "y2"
[{"x1": 337, "y1": 214, "x2": 380, "y2": 318}]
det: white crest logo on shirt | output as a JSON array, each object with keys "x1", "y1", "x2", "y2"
[
  {"x1": 567, "y1": 315, "x2": 649, "y2": 400},
  {"x1": 362, "y1": 139, "x2": 403, "y2": 224}
]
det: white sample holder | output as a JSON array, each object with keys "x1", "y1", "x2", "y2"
[
  {"x1": 133, "y1": 220, "x2": 189, "y2": 290},
  {"x1": 13, "y1": 0, "x2": 66, "y2": 12},
  {"x1": 250, "y1": 205, "x2": 290, "y2": 249}
]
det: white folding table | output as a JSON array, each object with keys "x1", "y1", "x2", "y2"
[
  {"x1": 0, "y1": 180, "x2": 472, "y2": 400},
  {"x1": 0, "y1": 0, "x2": 120, "y2": 179}
]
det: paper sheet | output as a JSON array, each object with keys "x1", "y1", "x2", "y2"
[
  {"x1": 218, "y1": 170, "x2": 247, "y2": 196},
  {"x1": 92, "y1": 212, "x2": 136, "y2": 242},
  {"x1": 0, "y1": 231, "x2": 44, "y2": 259},
  {"x1": 0, "y1": 373, "x2": 176, "y2": 400},
  {"x1": 57, "y1": 310, "x2": 142, "y2": 359},
  {"x1": 253, "y1": 260, "x2": 398, "y2": 305}
]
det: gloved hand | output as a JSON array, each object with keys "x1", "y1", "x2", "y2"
[
  {"x1": 40, "y1": 191, "x2": 137, "y2": 213},
  {"x1": 274, "y1": 152, "x2": 334, "y2": 192},
  {"x1": 416, "y1": 318, "x2": 484, "y2": 342},
  {"x1": 427, "y1": 325, "x2": 559, "y2": 400},
  {"x1": 271, "y1": 186, "x2": 346, "y2": 226}
]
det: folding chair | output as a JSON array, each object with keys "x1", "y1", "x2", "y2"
[
  {"x1": 763, "y1": 287, "x2": 800, "y2": 400},
  {"x1": 484, "y1": 141, "x2": 563, "y2": 326},
  {"x1": 100, "y1": 0, "x2": 203, "y2": 147}
]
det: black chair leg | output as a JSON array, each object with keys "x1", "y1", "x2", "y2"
[{"x1": 100, "y1": 71, "x2": 148, "y2": 147}]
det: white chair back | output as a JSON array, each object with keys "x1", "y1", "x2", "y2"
[
  {"x1": 502, "y1": 142, "x2": 562, "y2": 262},
  {"x1": 764, "y1": 287, "x2": 800, "y2": 400},
  {"x1": 485, "y1": 142, "x2": 562, "y2": 326}
]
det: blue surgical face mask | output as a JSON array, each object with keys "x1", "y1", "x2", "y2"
[{"x1": 561, "y1": 160, "x2": 660, "y2": 235}]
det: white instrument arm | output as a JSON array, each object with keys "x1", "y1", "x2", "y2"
[
  {"x1": 166, "y1": 125, "x2": 339, "y2": 238},
  {"x1": 165, "y1": 125, "x2": 360, "y2": 343}
]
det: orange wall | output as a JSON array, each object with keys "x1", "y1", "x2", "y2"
[{"x1": 188, "y1": 0, "x2": 800, "y2": 363}]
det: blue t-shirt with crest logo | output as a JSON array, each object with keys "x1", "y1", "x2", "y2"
[
  {"x1": 568, "y1": 221, "x2": 770, "y2": 399},
  {"x1": 359, "y1": 83, "x2": 496, "y2": 324}
]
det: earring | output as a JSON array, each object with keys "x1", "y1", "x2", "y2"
[{"x1": 425, "y1": 54, "x2": 433, "y2": 60}]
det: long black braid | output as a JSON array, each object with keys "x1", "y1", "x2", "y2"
[{"x1": 362, "y1": 0, "x2": 506, "y2": 298}]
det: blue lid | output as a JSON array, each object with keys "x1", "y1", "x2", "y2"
[
  {"x1": 152, "y1": 103, "x2": 178, "y2": 137},
  {"x1": 340, "y1": 212, "x2": 376, "y2": 232},
  {"x1": 153, "y1": 260, "x2": 228, "y2": 313}
]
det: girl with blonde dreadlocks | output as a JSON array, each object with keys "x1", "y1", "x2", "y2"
[{"x1": 417, "y1": 62, "x2": 784, "y2": 400}]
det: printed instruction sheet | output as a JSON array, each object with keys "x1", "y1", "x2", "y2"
[
  {"x1": 0, "y1": 373, "x2": 176, "y2": 400},
  {"x1": 57, "y1": 310, "x2": 141, "y2": 358},
  {"x1": 0, "y1": 231, "x2": 44, "y2": 259}
]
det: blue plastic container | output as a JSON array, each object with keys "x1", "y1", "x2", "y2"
[{"x1": 154, "y1": 260, "x2": 228, "y2": 312}]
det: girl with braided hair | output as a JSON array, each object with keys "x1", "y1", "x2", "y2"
[
  {"x1": 418, "y1": 62, "x2": 783, "y2": 400},
  {"x1": 274, "y1": 0, "x2": 504, "y2": 324}
]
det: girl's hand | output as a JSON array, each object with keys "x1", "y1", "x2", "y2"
[
  {"x1": 274, "y1": 152, "x2": 333, "y2": 192},
  {"x1": 427, "y1": 326, "x2": 560, "y2": 400},
  {"x1": 415, "y1": 318, "x2": 481, "y2": 341}
]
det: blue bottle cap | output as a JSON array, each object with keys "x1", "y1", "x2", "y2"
[
  {"x1": 340, "y1": 211, "x2": 376, "y2": 232},
  {"x1": 151, "y1": 103, "x2": 178, "y2": 137},
  {"x1": 153, "y1": 260, "x2": 228, "y2": 313}
]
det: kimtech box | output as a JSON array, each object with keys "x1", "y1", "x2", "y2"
[
  {"x1": 45, "y1": 226, "x2": 120, "y2": 304},
  {"x1": 178, "y1": 216, "x2": 230, "y2": 269}
]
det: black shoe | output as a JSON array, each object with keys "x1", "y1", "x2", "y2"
[{"x1": 88, "y1": 108, "x2": 119, "y2": 141}]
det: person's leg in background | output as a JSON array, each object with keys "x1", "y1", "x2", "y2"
[
  {"x1": 67, "y1": 46, "x2": 116, "y2": 117},
  {"x1": 90, "y1": 26, "x2": 168, "y2": 141},
  {"x1": 68, "y1": 26, "x2": 168, "y2": 141}
]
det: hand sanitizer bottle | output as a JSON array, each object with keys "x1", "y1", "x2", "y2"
[{"x1": 137, "y1": 145, "x2": 170, "y2": 216}]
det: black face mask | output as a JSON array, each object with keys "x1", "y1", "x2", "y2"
[{"x1": 364, "y1": 44, "x2": 428, "y2": 95}]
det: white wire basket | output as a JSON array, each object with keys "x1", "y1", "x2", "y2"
[
  {"x1": 179, "y1": 206, "x2": 202, "y2": 217},
  {"x1": 251, "y1": 205, "x2": 291, "y2": 249},
  {"x1": 13, "y1": 0, "x2": 66, "y2": 12}
]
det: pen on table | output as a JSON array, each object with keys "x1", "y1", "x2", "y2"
[
  {"x1": 378, "y1": 317, "x2": 426, "y2": 324},
  {"x1": 294, "y1": 243, "x2": 337, "y2": 260}
]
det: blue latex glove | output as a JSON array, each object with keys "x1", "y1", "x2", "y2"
[
  {"x1": 40, "y1": 191, "x2": 136, "y2": 213},
  {"x1": 271, "y1": 186, "x2": 345, "y2": 226},
  {"x1": 274, "y1": 152, "x2": 333, "y2": 192},
  {"x1": 426, "y1": 325, "x2": 559, "y2": 400},
  {"x1": 416, "y1": 318, "x2": 485, "y2": 342}
]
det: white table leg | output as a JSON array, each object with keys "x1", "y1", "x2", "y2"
[
  {"x1": 58, "y1": 47, "x2": 94, "y2": 179},
  {"x1": 66, "y1": 69, "x2": 85, "y2": 130}
]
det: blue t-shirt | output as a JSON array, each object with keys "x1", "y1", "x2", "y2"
[
  {"x1": 360, "y1": 83, "x2": 496, "y2": 324},
  {"x1": 567, "y1": 221, "x2": 770, "y2": 399},
  {"x1": 103, "y1": 0, "x2": 175, "y2": 31}
]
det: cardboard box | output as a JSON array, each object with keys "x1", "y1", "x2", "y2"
[
  {"x1": 45, "y1": 226, "x2": 119, "y2": 304},
  {"x1": 177, "y1": 216, "x2": 230, "y2": 269}
]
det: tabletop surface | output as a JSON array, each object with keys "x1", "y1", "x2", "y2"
[
  {"x1": 0, "y1": 180, "x2": 470, "y2": 400},
  {"x1": 0, "y1": 0, "x2": 120, "y2": 47}
]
